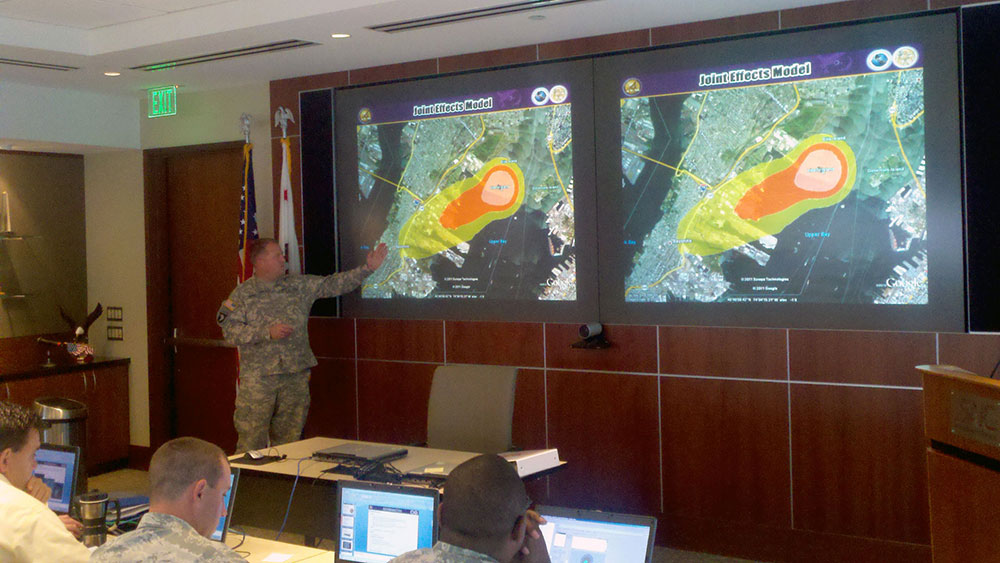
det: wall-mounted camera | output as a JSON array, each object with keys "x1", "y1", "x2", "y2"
[{"x1": 572, "y1": 322, "x2": 611, "y2": 349}]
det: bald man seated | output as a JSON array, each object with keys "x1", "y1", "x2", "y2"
[{"x1": 390, "y1": 454, "x2": 550, "y2": 563}]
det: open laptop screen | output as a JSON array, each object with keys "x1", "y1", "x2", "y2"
[
  {"x1": 536, "y1": 505, "x2": 657, "y2": 563},
  {"x1": 210, "y1": 466, "x2": 240, "y2": 542},
  {"x1": 33, "y1": 443, "x2": 81, "y2": 514},
  {"x1": 337, "y1": 481, "x2": 438, "y2": 563}
]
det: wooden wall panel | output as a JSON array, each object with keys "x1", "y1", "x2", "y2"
[
  {"x1": 790, "y1": 385, "x2": 929, "y2": 544},
  {"x1": 445, "y1": 321, "x2": 543, "y2": 367},
  {"x1": 356, "y1": 318, "x2": 443, "y2": 362},
  {"x1": 173, "y1": 345, "x2": 238, "y2": 452},
  {"x1": 512, "y1": 368, "x2": 546, "y2": 451},
  {"x1": 545, "y1": 323, "x2": 657, "y2": 373},
  {"x1": 438, "y1": 46, "x2": 539, "y2": 74},
  {"x1": 304, "y1": 358, "x2": 357, "y2": 440},
  {"x1": 309, "y1": 317, "x2": 356, "y2": 359},
  {"x1": 937, "y1": 332, "x2": 1000, "y2": 377},
  {"x1": 349, "y1": 59, "x2": 439, "y2": 86},
  {"x1": 537, "y1": 30, "x2": 649, "y2": 60},
  {"x1": 650, "y1": 11, "x2": 780, "y2": 46},
  {"x1": 660, "y1": 378, "x2": 791, "y2": 527},
  {"x1": 356, "y1": 360, "x2": 435, "y2": 445},
  {"x1": 779, "y1": 0, "x2": 927, "y2": 29},
  {"x1": 659, "y1": 327, "x2": 787, "y2": 380},
  {"x1": 789, "y1": 330, "x2": 934, "y2": 386},
  {"x1": 546, "y1": 370, "x2": 659, "y2": 514}
]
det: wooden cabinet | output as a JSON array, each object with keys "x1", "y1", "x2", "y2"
[
  {"x1": 84, "y1": 364, "x2": 130, "y2": 471},
  {"x1": 2, "y1": 359, "x2": 130, "y2": 473}
]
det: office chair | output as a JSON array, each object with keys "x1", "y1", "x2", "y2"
[{"x1": 426, "y1": 364, "x2": 518, "y2": 454}]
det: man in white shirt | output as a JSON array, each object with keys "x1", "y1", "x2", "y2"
[{"x1": 0, "y1": 401, "x2": 91, "y2": 562}]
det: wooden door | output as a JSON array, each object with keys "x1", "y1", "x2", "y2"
[{"x1": 163, "y1": 145, "x2": 243, "y2": 452}]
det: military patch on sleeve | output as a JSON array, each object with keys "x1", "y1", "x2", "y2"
[{"x1": 223, "y1": 299, "x2": 236, "y2": 311}]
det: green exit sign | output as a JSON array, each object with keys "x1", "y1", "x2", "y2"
[{"x1": 147, "y1": 86, "x2": 177, "y2": 118}]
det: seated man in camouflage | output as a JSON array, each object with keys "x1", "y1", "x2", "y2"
[
  {"x1": 390, "y1": 454, "x2": 550, "y2": 563},
  {"x1": 92, "y1": 437, "x2": 243, "y2": 562}
]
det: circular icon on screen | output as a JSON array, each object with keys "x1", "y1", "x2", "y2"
[
  {"x1": 893, "y1": 46, "x2": 919, "y2": 69},
  {"x1": 358, "y1": 108, "x2": 372, "y2": 123},
  {"x1": 622, "y1": 78, "x2": 642, "y2": 96},
  {"x1": 866, "y1": 49, "x2": 892, "y2": 71},
  {"x1": 549, "y1": 85, "x2": 568, "y2": 104},
  {"x1": 531, "y1": 87, "x2": 550, "y2": 105}
]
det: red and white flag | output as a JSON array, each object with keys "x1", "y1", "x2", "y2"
[{"x1": 278, "y1": 137, "x2": 302, "y2": 275}]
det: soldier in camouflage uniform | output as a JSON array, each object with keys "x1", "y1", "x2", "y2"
[
  {"x1": 217, "y1": 238, "x2": 387, "y2": 453},
  {"x1": 389, "y1": 455, "x2": 550, "y2": 563},
  {"x1": 91, "y1": 437, "x2": 242, "y2": 562}
]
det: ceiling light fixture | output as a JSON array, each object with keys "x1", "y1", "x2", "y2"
[
  {"x1": 104, "y1": 71, "x2": 121, "y2": 77},
  {"x1": 330, "y1": 33, "x2": 351, "y2": 38}
]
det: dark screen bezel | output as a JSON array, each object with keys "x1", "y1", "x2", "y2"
[
  {"x1": 593, "y1": 11, "x2": 966, "y2": 331},
  {"x1": 334, "y1": 59, "x2": 599, "y2": 322}
]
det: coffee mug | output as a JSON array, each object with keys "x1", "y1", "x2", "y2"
[{"x1": 72, "y1": 491, "x2": 121, "y2": 547}]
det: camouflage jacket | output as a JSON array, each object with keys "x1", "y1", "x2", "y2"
[
  {"x1": 390, "y1": 541, "x2": 499, "y2": 563},
  {"x1": 217, "y1": 268, "x2": 368, "y2": 378},
  {"x1": 90, "y1": 512, "x2": 243, "y2": 562}
]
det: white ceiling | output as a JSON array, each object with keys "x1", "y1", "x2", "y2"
[{"x1": 0, "y1": 0, "x2": 841, "y2": 98}]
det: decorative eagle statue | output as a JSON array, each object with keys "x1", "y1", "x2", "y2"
[{"x1": 37, "y1": 303, "x2": 103, "y2": 362}]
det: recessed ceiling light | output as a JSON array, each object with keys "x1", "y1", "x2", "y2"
[
  {"x1": 104, "y1": 71, "x2": 121, "y2": 77},
  {"x1": 330, "y1": 33, "x2": 351, "y2": 38}
]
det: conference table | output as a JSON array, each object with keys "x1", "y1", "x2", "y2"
[
  {"x1": 228, "y1": 437, "x2": 478, "y2": 541},
  {"x1": 225, "y1": 534, "x2": 334, "y2": 563}
]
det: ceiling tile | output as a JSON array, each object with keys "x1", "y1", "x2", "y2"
[
  {"x1": 0, "y1": 0, "x2": 163, "y2": 29},
  {"x1": 116, "y1": 0, "x2": 234, "y2": 13}
]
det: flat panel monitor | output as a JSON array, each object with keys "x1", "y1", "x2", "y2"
[
  {"x1": 210, "y1": 466, "x2": 240, "y2": 542},
  {"x1": 33, "y1": 443, "x2": 80, "y2": 514},
  {"x1": 334, "y1": 59, "x2": 598, "y2": 322},
  {"x1": 536, "y1": 505, "x2": 657, "y2": 563},
  {"x1": 337, "y1": 480, "x2": 438, "y2": 563},
  {"x1": 594, "y1": 12, "x2": 965, "y2": 330}
]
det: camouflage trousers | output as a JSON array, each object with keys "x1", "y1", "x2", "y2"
[{"x1": 234, "y1": 369, "x2": 310, "y2": 453}]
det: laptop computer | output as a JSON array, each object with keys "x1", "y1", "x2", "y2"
[
  {"x1": 536, "y1": 505, "x2": 658, "y2": 563},
  {"x1": 314, "y1": 443, "x2": 408, "y2": 464},
  {"x1": 336, "y1": 480, "x2": 438, "y2": 563},
  {"x1": 210, "y1": 466, "x2": 240, "y2": 542},
  {"x1": 33, "y1": 443, "x2": 81, "y2": 514}
]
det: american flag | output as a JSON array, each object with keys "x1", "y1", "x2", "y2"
[{"x1": 238, "y1": 143, "x2": 259, "y2": 283}]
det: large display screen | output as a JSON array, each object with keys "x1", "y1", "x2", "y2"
[
  {"x1": 336, "y1": 60, "x2": 598, "y2": 321},
  {"x1": 596, "y1": 12, "x2": 964, "y2": 329}
]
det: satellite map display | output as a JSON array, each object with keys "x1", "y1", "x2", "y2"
[
  {"x1": 353, "y1": 85, "x2": 576, "y2": 300},
  {"x1": 621, "y1": 46, "x2": 928, "y2": 305}
]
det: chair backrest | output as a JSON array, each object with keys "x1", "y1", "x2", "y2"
[{"x1": 426, "y1": 364, "x2": 518, "y2": 454}]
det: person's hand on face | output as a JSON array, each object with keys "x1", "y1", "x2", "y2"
[{"x1": 25, "y1": 476, "x2": 52, "y2": 503}]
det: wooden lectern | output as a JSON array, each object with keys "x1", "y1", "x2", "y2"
[{"x1": 918, "y1": 364, "x2": 1000, "y2": 562}]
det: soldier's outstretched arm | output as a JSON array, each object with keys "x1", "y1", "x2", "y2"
[
  {"x1": 216, "y1": 298, "x2": 268, "y2": 346},
  {"x1": 312, "y1": 242, "x2": 387, "y2": 299}
]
